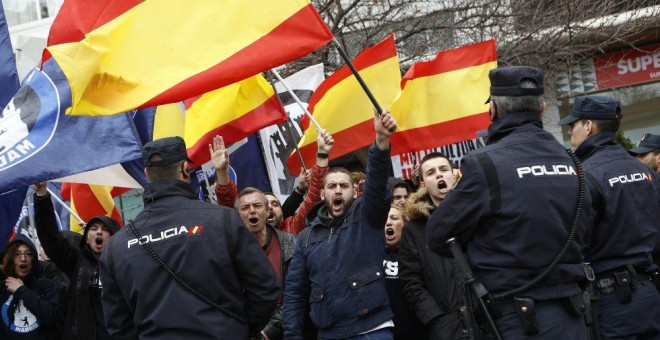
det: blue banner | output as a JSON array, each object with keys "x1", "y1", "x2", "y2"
[
  {"x1": 0, "y1": 1, "x2": 18, "y2": 108},
  {"x1": 0, "y1": 58, "x2": 144, "y2": 194}
]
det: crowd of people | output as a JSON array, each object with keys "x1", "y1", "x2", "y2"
[{"x1": 1, "y1": 65, "x2": 659, "y2": 340}]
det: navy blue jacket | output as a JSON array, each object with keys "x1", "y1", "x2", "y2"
[
  {"x1": 427, "y1": 113, "x2": 590, "y2": 300},
  {"x1": 283, "y1": 143, "x2": 394, "y2": 339},
  {"x1": 0, "y1": 235, "x2": 61, "y2": 340},
  {"x1": 576, "y1": 132, "x2": 660, "y2": 274},
  {"x1": 100, "y1": 180, "x2": 280, "y2": 340}
]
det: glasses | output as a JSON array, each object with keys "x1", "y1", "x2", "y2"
[{"x1": 13, "y1": 252, "x2": 34, "y2": 259}]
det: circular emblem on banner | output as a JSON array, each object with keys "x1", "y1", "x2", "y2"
[{"x1": 0, "y1": 69, "x2": 60, "y2": 171}]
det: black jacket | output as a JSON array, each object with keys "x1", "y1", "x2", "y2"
[
  {"x1": 100, "y1": 179, "x2": 280, "y2": 340},
  {"x1": 0, "y1": 235, "x2": 61, "y2": 340},
  {"x1": 34, "y1": 194, "x2": 115, "y2": 340},
  {"x1": 399, "y1": 188, "x2": 465, "y2": 340},
  {"x1": 427, "y1": 113, "x2": 591, "y2": 300},
  {"x1": 576, "y1": 132, "x2": 660, "y2": 274}
]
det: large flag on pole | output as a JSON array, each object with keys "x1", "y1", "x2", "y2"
[
  {"x1": 389, "y1": 40, "x2": 497, "y2": 155},
  {"x1": 0, "y1": 59, "x2": 144, "y2": 194},
  {"x1": 287, "y1": 35, "x2": 401, "y2": 175},
  {"x1": 45, "y1": 0, "x2": 333, "y2": 116},
  {"x1": 183, "y1": 74, "x2": 287, "y2": 167}
]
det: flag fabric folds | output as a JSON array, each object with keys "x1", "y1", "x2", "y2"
[
  {"x1": 389, "y1": 40, "x2": 497, "y2": 155},
  {"x1": 184, "y1": 74, "x2": 287, "y2": 167},
  {"x1": 61, "y1": 183, "x2": 128, "y2": 232},
  {"x1": 0, "y1": 1, "x2": 25, "y2": 248},
  {"x1": 46, "y1": 0, "x2": 333, "y2": 116},
  {"x1": 0, "y1": 1, "x2": 18, "y2": 108},
  {"x1": 0, "y1": 59, "x2": 144, "y2": 194},
  {"x1": 287, "y1": 35, "x2": 401, "y2": 175}
]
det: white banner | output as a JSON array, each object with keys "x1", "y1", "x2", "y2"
[
  {"x1": 259, "y1": 64, "x2": 325, "y2": 202},
  {"x1": 391, "y1": 137, "x2": 486, "y2": 179}
]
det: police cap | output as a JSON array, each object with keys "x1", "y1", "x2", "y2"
[
  {"x1": 485, "y1": 66, "x2": 544, "y2": 103},
  {"x1": 629, "y1": 133, "x2": 660, "y2": 155},
  {"x1": 558, "y1": 95, "x2": 621, "y2": 126},
  {"x1": 142, "y1": 136, "x2": 192, "y2": 167}
]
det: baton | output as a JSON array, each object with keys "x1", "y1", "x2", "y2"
[{"x1": 447, "y1": 238, "x2": 502, "y2": 340}]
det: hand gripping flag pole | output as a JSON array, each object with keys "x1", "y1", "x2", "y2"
[{"x1": 332, "y1": 38, "x2": 383, "y2": 115}]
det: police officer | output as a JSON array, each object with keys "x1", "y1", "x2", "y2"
[
  {"x1": 629, "y1": 133, "x2": 660, "y2": 173},
  {"x1": 427, "y1": 66, "x2": 591, "y2": 339},
  {"x1": 99, "y1": 137, "x2": 280, "y2": 339},
  {"x1": 559, "y1": 96, "x2": 660, "y2": 339}
]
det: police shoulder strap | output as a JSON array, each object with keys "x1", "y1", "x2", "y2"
[{"x1": 127, "y1": 213, "x2": 246, "y2": 324}]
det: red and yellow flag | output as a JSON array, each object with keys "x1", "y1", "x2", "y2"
[
  {"x1": 61, "y1": 183, "x2": 128, "y2": 233},
  {"x1": 287, "y1": 35, "x2": 401, "y2": 175},
  {"x1": 389, "y1": 40, "x2": 497, "y2": 155},
  {"x1": 46, "y1": 0, "x2": 333, "y2": 116},
  {"x1": 184, "y1": 74, "x2": 287, "y2": 167}
]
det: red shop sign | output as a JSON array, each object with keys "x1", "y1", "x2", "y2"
[{"x1": 593, "y1": 44, "x2": 660, "y2": 89}]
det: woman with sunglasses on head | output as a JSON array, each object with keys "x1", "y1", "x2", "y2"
[{"x1": 1, "y1": 235, "x2": 61, "y2": 340}]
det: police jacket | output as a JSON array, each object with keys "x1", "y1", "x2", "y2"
[
  {"x1": 34, "y1": 194, "x2": 114, "y2": 340},
  {"x1": 576, "y1": 132, "x2": 660, "y2": 274},
  {"x1": 427, "y1": 113, "x2": 590, "y2": 300},
  {"x1": 0, "y1": 235, "x2": 61, "y2": 340},
  {"x1": 100, "y1": 179, "x2": 280, "y2": 340},
  {"x1": 399, "y1": 188, "x2": 465, "y2": 340},
  {"x1": 283, "y1": 143, "x2": 394, "y2": 339}
]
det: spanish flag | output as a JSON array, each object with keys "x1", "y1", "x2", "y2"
[
  {"x1": 389, "y1": 40, "x2": 497, "y2": 155},
  {"x1": 46, "y1": 0, "x2": 333, "y2": 116},
  {"x1": 61, "y1": 183, "x2": 128, "y2": 233},
  {"x1": 287, "y1": 35, "x2": 401, "y2": 175},
  {"x1": 183, "y1": 74, "x2": 287, "y2": 167}
]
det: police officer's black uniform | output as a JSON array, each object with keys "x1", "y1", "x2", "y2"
[
  {"x1": 559, "y1": 96, "x2": 660, "y2": 339},
  {"x1": 427, "y1": 66, "x2": 591, "y2": 339}
]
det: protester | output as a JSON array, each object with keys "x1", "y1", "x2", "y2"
[
  {"x1": 281, "y1": 168, "x2": 311, "y2": 219},
  {"x1": 283, "y1": 110, "x2": 398, "y2": 339},
  {"x1": 33, "y1": 184, "x2": 118, "y2": 340},
  {"x1": 389, "y1": 179, "x2": 411, "y2": 207},
  {"x1": 399, "y1": 152, "x2": 465, "y2": 339},
  {"x1": 211, "y1": 132, "x2": 333, "y2": 235},
  {"x1": 382, "y1": 205, "x2": 426, "y2": 340},
  {"x1": 560, "y1": 95, "x2": 660, "y2": 338},
  {"x1": 427, "y1": 66, "x2": 591, "y2": 338},
  {"x1": 99, "y1": 136, "x2": 279, "y2": 339},
  {"x1": 351, "y1": 171, "x2": 366, "y2": 198},
  {"x1": 1, "y1": 235, "x2": 61, "y2": 340},
  {"x1": 628, "y1": 132, "x2": 660, "y2": 173},
  {"x1": 236, "y1": 187, "x2": 296, "y2": 340}
]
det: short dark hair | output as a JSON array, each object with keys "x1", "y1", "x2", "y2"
[
  {"x1": 263, "y1": 192, "x2": 280, "y2": 204},
  {"x1": 236, "y1": 187, "x2": 267, "y2": 208},
  {"x1": 592, "y1": 119, "x2": 620, "y2": 133},
  {"x1": 419, "y1": 152, "x2": 451, "y2": 175},
  {"x1": 324, "y1": 167, "x2": 354, "y2": 187},
  {"x1": 392, "y1": 181, "x2": 411, "y2": 194},
  {"x1": 145, "y1": 155, "x2": 183, "y2": 181}
]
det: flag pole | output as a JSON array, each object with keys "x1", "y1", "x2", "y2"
[
  {"x1": 270, "y1": 69, "x2": 324, "y2": 134},
  {"x1": 332, "y1": 38, "x2": 383, "y2": 114},
  {"x1": 46, "y1": 187, "x2": 86, "y2": 226},
  {"x1": 284, "y1": 118, "x2": 307, "y2": 172}
]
